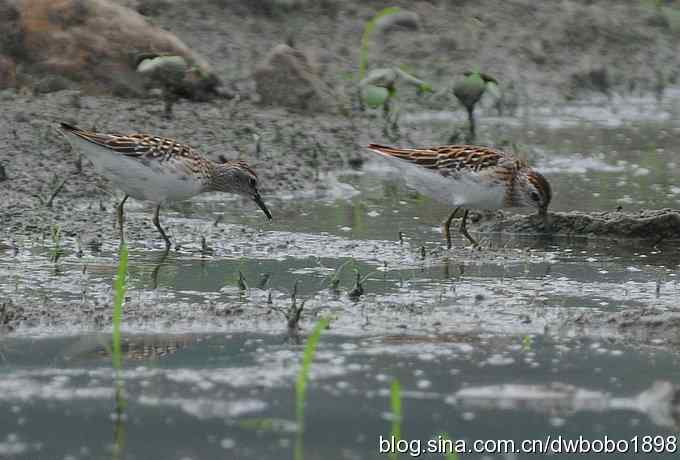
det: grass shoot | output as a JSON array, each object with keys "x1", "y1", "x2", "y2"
[
  {"x1": 389, "y1": 379, "x2": 402, "y2": 460},
  {"x1": 294, "y1": 317, "x2": 330, "y2": 460}
]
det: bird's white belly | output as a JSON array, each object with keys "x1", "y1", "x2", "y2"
[
  {"x1": 67, "y1": 135, "x2": 204, "y2": 203},
  {"x1": 384, "y1": 156, "x2": 506, "y2": 209}
]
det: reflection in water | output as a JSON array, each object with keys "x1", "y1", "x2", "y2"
[
  {"x1": 151, "y1": 248, "x2": 170, "y2": 289},
  {"x1": 294, "y1": 319, "x2": 329, "y2": 460},
  {"x1": 453, "y1": 381, "x2": 680, "y2": 431},
  {"x1": 112, "y1": 380, "x2": 126, "y2": 460}
]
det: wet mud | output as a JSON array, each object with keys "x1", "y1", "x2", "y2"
[
  {"x1": 2, "y1": 1, "x2": 680, "y2": 458},
  {"x1": 473, "y1": 209, "x2": 680, "y2": 241}
]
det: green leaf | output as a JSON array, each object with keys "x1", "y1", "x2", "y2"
[
  {"x1": 295, "y1": 318, "x2": 330, "y2": 424},
  {"x1": 359, "y1": 7, "x2": 402, "y2": 80},
  {"x1": 362, "y1": 85, "x2": 390, "y2": 108},
  {"x1": 485, "y1": 81, "x2": 501, "y2": 98},
  {"x1": 389, "y1": 379, "x2": 402, "y2": 460}
]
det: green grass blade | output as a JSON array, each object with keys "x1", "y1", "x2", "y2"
[
  {"x1": 112, "y1": 243, "x2": 129, "y2": 371},
  {"x1": 295, "y1": 318, "x2": 330, "y2": 424},
  {"x1": 389, "y1": 379, "x2": 401, "y2": 460},
  {"x1": 359, "y1": 7, "x2": 401, "y2": 80}
]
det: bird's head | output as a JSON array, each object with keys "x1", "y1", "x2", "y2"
[
  {"x1": 210, "y1": 161, "x2": 272, "y2": 220},
  {"x1": 517, "y1": 169, "x2": 552, "y2": 223}
]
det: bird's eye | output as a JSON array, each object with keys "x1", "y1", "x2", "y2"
[{"x1": 530, "y1": 191, "x2": 540, "y2": 202}]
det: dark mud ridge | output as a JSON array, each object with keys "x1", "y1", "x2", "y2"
[
  {"x1": 568, "y1": 307, "x2": 680, "y2": 347},
  {"x1": 473, "y1": 209, "x2": 680, "y2": 240}
]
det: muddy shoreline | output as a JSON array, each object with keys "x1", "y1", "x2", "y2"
[{"x1": 2, "y1": 0, "x2": 680, "y2": 350}]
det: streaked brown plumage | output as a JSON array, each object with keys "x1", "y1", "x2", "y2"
[
  {"x1": 367, "y1": 143, "x2": 552, "y2": 248},
  {"x1": 59, "y1": 122, "x2": 271, "y2": 249}
]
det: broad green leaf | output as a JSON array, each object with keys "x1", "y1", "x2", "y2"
[{"x1": 362, "y1": 85, "x2": 390, "y2": 108}]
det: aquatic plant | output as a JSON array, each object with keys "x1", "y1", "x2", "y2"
[
  {"x1": 200, "y1": 236, "x2": 213, "y2": 255},
  {"x1": 347, "y1": 269, "x2": 365, "y2": 300},
  {"x1": 316, "y1": 258, "x2": 353, "y2": 293},
  {"x1": 238, "y1": 270, "x2": 248, "y2": 292},
  {"x1": 50, "y1": 224, "x2": 63, "y2": 264},
  {"x1": 295, "y1": 317, "x2": 329, "y2": 419},
  {"x1": 287, "y1": 281, "x2": 305, "y2": 339},
  {"x1": 224, "y1": 260, "x2": 249, "y2": 293},
  {"x1": 112, "y1": 243, "x2": 128, "y2": 372},
  {"x1": 359, "y1": 7, "x2": 401, "y2": 82},
  {"x1": 295, "y1": 317, "x2": 330, "y2": 460},
  {"x1": 358, "y1": 6, "x2": 431, "y2": 127},
  {"x1": 39, "y1": 173, "x2": 66, "y2": 209},
  {"x1": 389, "y1": 379, "x2": 402, "y2": 460},
  {"x1": 112, "y1": 243, "x2": 129, "y2": 460},
  {"x1": 453, "y1": 71, "x2": 498, "y2": 142}
]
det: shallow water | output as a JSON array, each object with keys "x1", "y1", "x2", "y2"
[
  {"x1": 3, "y1": 97, "x2": 680, "y2": 459},
  {"x1": 2, "y1": 334, "x2": 680, "y2": 459}
]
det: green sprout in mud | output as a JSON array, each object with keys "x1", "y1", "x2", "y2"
[
  {"x1": 357, "y1": 6, "x2": 431, "y2": 136},
  {"x1": 39, "y1": 173, "x2": 67, "y2": 209},
  {"x1": 50, "y1": 224, "x2": 63, "y2": 264},
  {"x1": 389, "y1": 379, "x2": 402, "y2": 460},
  {"x1": 360, "y1": 67, "x2": 432, "y2": 139},
  {"x1": 452, "y1": 70, "x2": 499, "y2": 143},
  {"x1": 359, "y1": 7, "x2": 401, "y2": 82},
  {"x1": 348, "y1": 268, "x2": 367, "y2": 300},
  {"x1": 286, "y1": 280, "x2": 305, "y2": 338},
  {"x1": 112, "y1": 243, "x2": 129, "y2": 460},
  {"x1": 325, "y1": 259, "x2": 354, "y2": 293},
  {"x1": 224, "y1": 260, "x2": 249, "y2": 293},
  {"x1": 294, "y1": 317, "x2": 330, "y2": 460}
]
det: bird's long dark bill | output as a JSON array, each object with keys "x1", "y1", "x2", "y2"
[{"x1": 253, "y1": 193, "x2": 272, "y2": 220}]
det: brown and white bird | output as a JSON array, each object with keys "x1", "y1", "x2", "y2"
[
  {"x1": 367, "y1": 143, "x2": 552, "y2": 248},
  {"x1": 59, "y1": 123, "x2": 271, "y2": 249}
]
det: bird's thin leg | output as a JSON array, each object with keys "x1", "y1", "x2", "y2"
[
  {"x1": 459, "y1": 209, "x2": 480, "y2": 248},
  {"x1": 443, "y1": 207, "x2": 461, "y2": 250},
  {"x1": 152, "y1": 204, "x2": 171, "y2": 249},
  {"x1": 117, "y1": 194, "x2": 129, "y2": 244}
]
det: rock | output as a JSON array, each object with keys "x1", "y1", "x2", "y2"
[
  {"x1": 374, "y1": 10, "x2": 420, "y2": 34},
  {"x1": 253, "y1": 44, "x2": 337, "y2": 113},
  {"x1": 137, "y1": 55, "x2": 188, "y2": 81},
  {"x1": 568, "y1": 65, "x2": 611, "y2": 97},
  {"x1": 0, "y1": 55, "x2": 16, "y2": 87},
  {"x1": 0, "y1": 0, "x2": 219, "y2": 97},
  {"x1": 34, "y1": 75, "x2": 73, "y2": 94}
]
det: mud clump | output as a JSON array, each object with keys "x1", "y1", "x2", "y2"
[
  {"x1": 570, "y1": 308, "x2": 680, "y2": 347},
  {"x1": 474, "y1": 209, "x2": 680, "y2": 240},
  {"x1": 0, "y1": 301, "x2": 23, "y2": 333},
  {"x1": 253, "y1": 44, "x2": 338, "y2": 114}
]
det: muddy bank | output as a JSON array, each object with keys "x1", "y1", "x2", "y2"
[
  {"x1": 2, "y1": 0, "x2": 680, "y2": 241},
  {"x1": 569, "y1": 307, "x2": 680, "y2": 347},
  {"x1": 472, "y1": 209, "x2": 680, "y2": 241}
]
